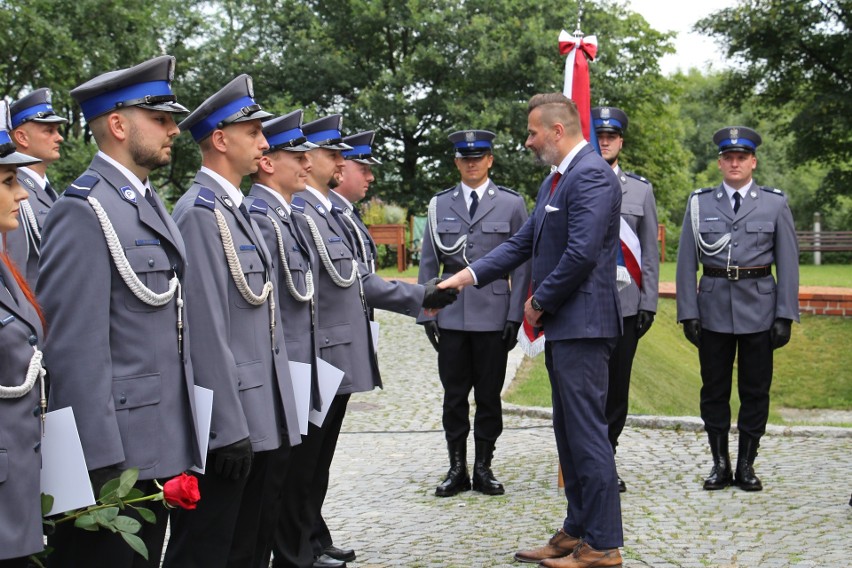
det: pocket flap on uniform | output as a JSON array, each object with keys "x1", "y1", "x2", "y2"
[
  {"x1": 236, "y1": 360, "x2": 264, "y2": 390},
  {"x1": 286, "y1": 250, "x2": 306, "y2": 272},
  {"x1": 482, "y1": 222, "x2": 510, "y2": 234},
  {"x1": 318, "y1": 322, "x2": 352, "y2": 348},
  {"x1": 124, "y1": 246, "x2": 172, "y2": 274},
  {"x1": 236, "y1": 249, "x2": 264, "y2": 274},
  {"x1": 326, "y1": 241, "x2": 353, "y2": 260},
  {"x1": 490, "y1": 279, "x2": 510, "y2": 294},
  {"x1": 756, "y1": 278, "x2": 776, "y2": 294},
  {"x1": 437, "y1": 223, "x2": 461, "y2": 234},
  {"x1": 0, "y1": 450, "x2": 7, "y2": 483},
  {"x1": 113, "y1": 373, "x2": 161, "y2": 410},
  {"x1": 698, "y1": 221, "x2": 726, "y2": 233},
  {"x1": 746, "y1": 221, "x2": 775, "y2": 233}
]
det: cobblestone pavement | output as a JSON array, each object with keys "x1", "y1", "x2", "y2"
[{"x1": 320, "y1": 310, "x2": 852, "y2": 568}]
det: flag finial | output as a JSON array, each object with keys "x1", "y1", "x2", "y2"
[{"x1": 574, "y1": 2, "x2": 583, "y2": 37}]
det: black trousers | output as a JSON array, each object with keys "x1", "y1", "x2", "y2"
[
  {"x1": 48, "y1": 478, "x2": 169, "y2": 568},
  {"x1": 162, "y1": 447, "x2": 269, "y2": 568},
  {"x1": 271, "y1": 394, "x2": 350, "y2": 568},
  {"x1": 605, "y1": 315, "x2": 638, "y2": 452},
  {"x1": 437, "y1": 329, "x2": 507, "y2": 444},
  {"x1": 698, "y1": 328, "x2": 773, "y2": 439}
]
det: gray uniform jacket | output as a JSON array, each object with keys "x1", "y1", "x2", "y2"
[
  {"x1": 38, "y1": 154, "x2": 201, "y2": 479},
  {"x1": 329, "y1": 192, "x2": 424, "y2": 317},
  {"x1": 173, "y1": 171, "x2": 301, "y2": 452},
  {"x1": 0, "y1": 263, "x2": 44, "y2": 560},
  {"x1": 676, "y1": 182, "x2": 800, "y2": 334},
  {"x1": 417, "y1": 181, "x2": 530, "y2": 332},
  {"x1": 3, "y1": 170, "x2": 55, "y2": 288},
  {"x1": 293, "y1": 190, "x2": 381, "y2": 394},
  {"x1": 617, "y1": 170, "x2": 659, "y2": 316}
]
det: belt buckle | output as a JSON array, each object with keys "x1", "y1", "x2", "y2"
[{"x1": 726, "y1": 266, "x2": 739, "y2": 281}]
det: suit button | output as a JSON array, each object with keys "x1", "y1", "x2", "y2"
[
  {"x1": 119, "y1": 395, "x2": 127, "y2": 404},
  {"x1": 210, "y1": 431, "x2": 217, "y2": 440},
  {"x1": 28, "y1": 335, "x2": 37, "y2": 346},
  {"x1": 34, "y1": 441, "x2": 41, "y2": 453},
  {"x1": 733, "y1": 242, "x2": 738, "y2": 247},
  {"x1": 733, "y1": 225, "x2": 738, "y2": 230},
  {"x1": 325, "y1": 338, "x2": 330, "y2": 344},
  {"x1": 237, "y1": 379, "x2": 242, "y2": 386},
  {"x1": 250, "y1": 264, "x2": 254, "y2": 269},
  {"x1": 275, "y1": 347, "x2": 280, "y2": 354},
  {"x1": 33, "y1": 405, "x2": 40, "y2": 416},
  {"x1": 148, "y1": 258, "x2": 155, "y2": 267},
  {"x1": 468, "y1": 243, "x2": 473, "y2": 247},
  {"x1": 469, "y1": 228, "x2": 474, "y2": 234}
]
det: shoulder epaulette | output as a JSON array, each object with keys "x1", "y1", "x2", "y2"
[
  {"x1": 193, "y1": 187, "x2": 217, "y2": 210},
  {"x1": 436, "y1": 186, "x2": 456, "y2": 196},
  {"x1": 625, "y1": 172, "x2": 651, "y2": 185},
  {"x1": 496, "y1": 185, "x2": 521, "y2": 196},
  {"x1": 692, "y1": 187, "x2": 713, "y2": 195},
  {"x1": 247, "y1": 198, "x2": 269, "y2": 215},
  {"x1": 64, "y1": 174, "x2": 100, "y2": 199},
  {"x1": 759, "y1": 186, "x2": 785, "y2": 196},
  {"x1": 290, "y1": 196, "x2": 307, "y2": 213}
]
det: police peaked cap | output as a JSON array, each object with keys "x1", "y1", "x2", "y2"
[
  {"x1": 713, "y1": 126, "x2": 762, "y2": 155},
  {"x1": 0, "y1": 101, "x2": 42, "y2": 167},
  {"x1": 342, "y1": 131, "x2": 381, "y2": 165},
  {"x1": 448, "y1": 130, "x2": 495, "y2": 158},
  {"x1": 592, "y1": 107, "x2": 628, "y2": 135},
  {"x1": 180, "y1": 74, "x2": 273, "y2": 142},
  {"x1": 262, "y1": 110, "x2": 317, "y2": 153},
  {"x1": 10, "y1": 88, "x2": 68, "y2": 128},
  {"x1": 301, "y1": 115, "x2": 353, "y2": 151}
]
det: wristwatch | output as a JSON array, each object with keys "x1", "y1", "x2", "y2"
[{"x1": 530, "y1": 297, "x2": 543, "y2": 311}]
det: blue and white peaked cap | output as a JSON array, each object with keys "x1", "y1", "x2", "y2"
[
  {"x1": 342, "y1": 131, "x2": 381, "y2": 165},
  {"x1": 70, "y1": 55, "x2": 189, "y2": 122},
  {"x1": 180, "y1": 74, "x2": 273, "y2": 142},
  {"x1": 448, "y1": 129, "x2": 495, "y2": 158},
  {"x1": 0, "y1": 101, "x2": 41, "y2": 167},
  {"x1": 10, "y1": 88, "x2": 68, "y2": 128},
  {"x1": 713, "y1": 126, "x2": 762, "y2": 155},
  {"x1": 301, "y1": 114, "x2": 353, "y2": 151},
  {"x1": 262, "y1": 109, "x2": 317, "y2": 153}
]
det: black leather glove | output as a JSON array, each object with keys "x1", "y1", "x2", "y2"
[
  {"x1": 635, "y1": 310, "x2": 655, "y2": 339},
  {"x1": 770, "y1": 318, "x2": 792, "y2": 350},
  {"x1": 423, "y1": 321, "x2": 440, "y2": 352},
  {"x1": 211, "y1": 437, "x2": 253, "y2": 481},
  {"x1": 422, "y1": 277, "x2": 459, "y2": 309},
  {"x1": 682, "y1": 319, "x2": 701, "y2": 348},
  {"x1": 502, "y1": 321, "x2": 520, "y2": 351}
]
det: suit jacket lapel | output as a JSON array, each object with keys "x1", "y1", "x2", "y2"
[{"x1": 449, "y1": 185, "x2": 470, "y2": 223}]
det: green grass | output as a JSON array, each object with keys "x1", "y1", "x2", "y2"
[
  {"x1": 659, "y1": 261, "x2": 852, "y2": 288},
  {"x1": 504, "y1": 298, "x2": 852, "y2": 425},
  {"x1": 376, "y1": 265, "x2": 420, "y2": 279}
]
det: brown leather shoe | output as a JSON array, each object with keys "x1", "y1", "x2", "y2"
[
  {"x1": 513, "y1": 529, "x2": 580, "y2": 564},
  {"x1": 540, "y1": 542, "x2": 623, "y2": 567}
]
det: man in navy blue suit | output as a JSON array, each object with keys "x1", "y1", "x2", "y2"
[{"x1": 439, "y1": 92, "x2": 624, "y2": 568}]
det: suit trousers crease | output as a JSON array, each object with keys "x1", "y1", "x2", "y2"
[
  {"x1": 437, "y1": 329, "x2": 507, "y2": 444},
  {"x1": 606, "y1": 314, "x2": 639, "y2": 452},
  {"x1": 271, "y1": 393, "x2": 351, "y2": 568},
  {"x1": 698, "y1": 328, "x2": 774, "y2": 439},
  {"x1": 546, "y1": 338, "x2": 623, "y2": 550}
]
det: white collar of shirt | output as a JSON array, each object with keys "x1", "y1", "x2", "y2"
[
  {"x1": 613, "y1": 164, "x2": 622, "y2": 176},
  {"x1": 200, "y1": 166, "x2": 243, "y2": 207},
  {"x1": 17, "y1": 167, "x2": 46, "y2": 191},
  {"x1": 258, "y1": 184, "x2": 291, "y2": 214},
  {"x1": 331, "y1": 190, "x2": 353, "y2": 212},
  {"x1": 556, "y1": 140, "x2": 589, "y2": 175},
  {"x1": 305, "y1": 185, "x2": 333, "y2": 212},
  {"x1": 461, "y1": 179, "x2": 489, "y2": 207},
  {"x1": 97, "y1": 151, "x2": 152, "y2": 197},
  {"x1": 723, "y1": 180, "x2": 753, "y2": 208}
]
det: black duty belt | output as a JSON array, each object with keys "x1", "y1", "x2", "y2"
[{"x1": 703, "y1": 265, "x2": 771, "y2": 281}]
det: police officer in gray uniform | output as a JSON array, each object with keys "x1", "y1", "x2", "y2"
[
  {"x1": 0, "y1": 103, "x2": 46, "y2": 567},
  {"x1": 592, "y1": 107, "x2": 659, "y2": 493},
  {"x1": 37, "y1": 56, "x2": 202, "y2": 568},
  {"x1": 3, "y1": 88, "x2": 67, "y2": 287},
  {"x1": 677, "y1": 126, "x2": 799, "y2": 492},
  {"x1": 418, "y1": 129, "x2": 530, "y2": 497},
  {"x1": 244, "y1": 109, "x2": 321, "y2": 568},
  {"x1": 164, "y1": 75, "x2": 301, "y2": 568}
]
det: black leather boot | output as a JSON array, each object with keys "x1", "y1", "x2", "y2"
[
  {"x1": 703, "y1": 433, "x2": 733, "y2": 490},
  {"x1": 734, "y1": 434, "x2": 763, "y2": 491},
  {"x1": 472, "y1": 440, "x2": 505, "y2": 495},
  {"x1": 435, "y1": 440, "x2": 470, "y2": 497}
]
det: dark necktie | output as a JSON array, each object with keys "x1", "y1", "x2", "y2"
[
  {"x1": 733, "y1": 192, "x2": 742, "y2": 214},
  {"x1": 44, "y1": 181, "x2": 58, "y2": 202},
  {"x1": 352, "y1": 205, "x2": 363, "y2": 222},
  {"x1": 238, "y1": 202, "x2": 252, "y2": 224},
  {"x1": 469, "y1": 191, "x2": 479, "y2": 218},
  {"x1": 145, "y1": 188, "x2": 159, "y2": 210},
  {"x1": 549, "y1": 171, "x2": 562, "y2": 196}
]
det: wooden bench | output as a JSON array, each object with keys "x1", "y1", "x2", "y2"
[{"x1": 796, "y1": 231, "x2": 852, "y2": 252}]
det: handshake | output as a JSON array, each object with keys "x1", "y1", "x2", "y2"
[{"x1": 422, "y1": 277, "x2": 460, "y2": 310}]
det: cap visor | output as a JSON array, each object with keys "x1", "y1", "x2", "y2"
[
  {"x1": 232, "y1": 109, "x2": 275, "y2": 123},
  {"x1": 282, "y1": 141, "x2": 318, "y2": 152},
  {"x1": 455, "y1": 151, "x2": 488, "y2": 158},
  {"x1": 138, "y1": 101, "x2": 190, "y2": 114},
  {"x1": 352, "y1": 157, "x2": 381, "y2": 165},
  {"x1": 0, "y1": 151, "x2": 42, "y2": 167},
  {"x1": 719, "y1": 147, "x2": 755, "y2": 155},
  {"x1": 28, "y1": 115, "x2": 68, "y2": 125}
]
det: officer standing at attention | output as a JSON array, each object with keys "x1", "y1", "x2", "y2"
[
  {"x1": 163, "y1": 75, "x2": 301, "y2": 568},
  {"x1": 37, "y1": 56, "x2": 202, "y2": 567},
  {"x1": 676, "y1": 126, "x2": 799, "y2": 492},
  {"x1": 418, "y1": 129, "x2": 530, "y2": 497},
  {"x1": 592, "y1": 106, "x2": 659, "y2": 493},
  {"x1": 3, "y1": 88, "x2": 67, "y2": 287},
  {"x1": 0, "y1": 101, "x2": 48, "y2": 568}
]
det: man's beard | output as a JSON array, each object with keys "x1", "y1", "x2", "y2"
[
  {"x1": 532, "y1": 145, "x2": 559, "y2": 167},
  {"x1": 328, "y1": 175, "x2": 339, "y2": 189},
  {"x1": 129, "y1": 127, "x2": 170, "y2": 171},
  {"x1": 604, "y1": 155, "x2": 618, "y2": 166}
]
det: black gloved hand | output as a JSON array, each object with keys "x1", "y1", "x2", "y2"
[
  {"x1": 422, "y1": 277, "x2": 459, "y2": 309},
  {"x1": 211, "y1": 437, "x2": 253, "y2": 481},
  {"x1": 423, "y1": 321, "x2": 440, "y2": 352},
  {"x1": 636, "y1": 310, "x2": 655, "y2": 339},
  {"x1": 682, "y1": 319, "x2": 701, "y2": 348},
  {"x1": 769, "y1": 318, "x2": 792, "y2": 350},
  {"x1": 502, "y1": 321, "x2": 520, "y2": 351}
]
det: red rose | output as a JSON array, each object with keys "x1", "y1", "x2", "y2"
[{"x1": 163, "y1": 473, "x2": 201, "y2": 510}]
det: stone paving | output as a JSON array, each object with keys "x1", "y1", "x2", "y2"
[{"x1": 319, "y1": 310, "x2": 852, "y2": 568}]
